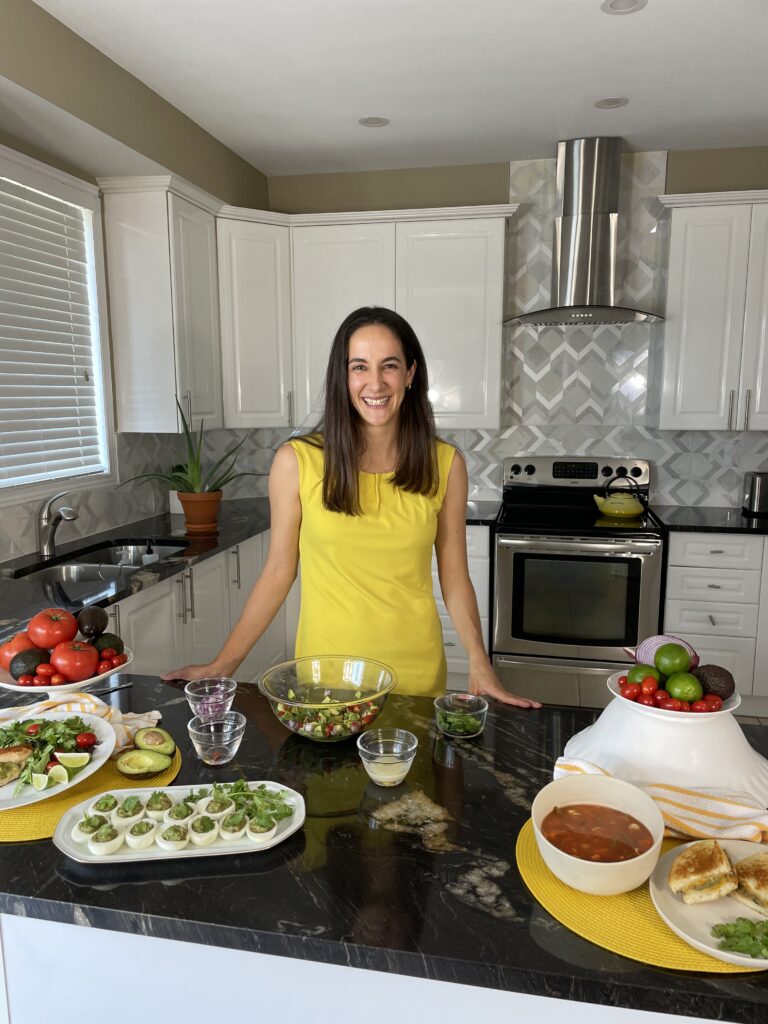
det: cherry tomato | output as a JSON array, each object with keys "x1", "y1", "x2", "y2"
[
  {"x1": 99, "y1": 648, "x2": 117, "y2": 661},
  {"x1": 617, "y1": 675, "x2": 628, "y2": 687},
  {"x1": 17, "y1": 675, "x2": 34, "y2": 687},
  {"x1": 75, "y1": 731, "x2": 97, "y2": 750},
  {"x1": 361, "y1": 713, "x2": 376, "y2": 725},
  {"x1": 35, "y1": 663, "x2": 55, "y2": 678},
  {"x1": 641, "y1": 677, "x2": 659, "y2": 695},
  {"x1": 691, "y1": 700, "x2": 711, "y2": 713},
  {"x1": 111, "y1": 653, "x2": 128, "y2": 668},
  {"x1": 703, "y1": 694, "x2": 723, "y2": 711},
  {"x1": 25, "y1": 723, "x2": 40, "y2": 735},
  {"x1": 659, "y1": 698, "x2": 683, "y2": 711},
  {"x1": 49, "y1": 673, "x2": 66, "y2": 686},
  {"x1": 653, "y1": 689, "x2": 670, "y2": 705},
  {"x1": 96, "y1": 660, "x2": 113, "y2": 675},
  {"x1": 679, "y1": 701, "x2": 691, "y2": 711},
  {"x1": 33, "y1": 676, "x2": 47, "y2": 686},
  {"x1": 637, "y1": 694, "x2": 657, "y2": 707},
  {"x1": 45, "y1": 760, "x2": 58, "y2": 772},
  {"x1": 620, "y1": 682, "x2": 642, "y2": 701}
]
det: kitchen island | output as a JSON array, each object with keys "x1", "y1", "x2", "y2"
[{"x1": 0, "y1": 676, "x2": 766, "y2": 1024}]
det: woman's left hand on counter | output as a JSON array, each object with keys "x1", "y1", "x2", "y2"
[{"x1": 469, "y1": 659, "x2": 542, "y2": 708}]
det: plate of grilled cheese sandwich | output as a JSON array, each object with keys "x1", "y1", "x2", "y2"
[{"x1": 650, "y1": 839, "x2": 768, "y2": 968}]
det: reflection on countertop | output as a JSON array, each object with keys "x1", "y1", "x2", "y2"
[{"x1": 652, "y1": 504, "x2": 768, "y2": 534}]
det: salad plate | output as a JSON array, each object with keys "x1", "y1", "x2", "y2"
[
  {"x1": 0, "y1": 710, "x2": 116, "y2": 812},
  {"x1": 0, "y1": 648, "x2": 133, "y2": 696},
  {"x1": 53, "y1": 780, "x2": 306, "y2": 864},
  {"x1": 649, "y1": 840, "x2": 768, "y2": 970}
]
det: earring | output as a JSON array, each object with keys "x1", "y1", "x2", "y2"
[{"x1": 405, "y1": 383, "x2": 411, "y2": 391}]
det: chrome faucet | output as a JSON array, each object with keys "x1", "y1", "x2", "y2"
[{"x1": 38, "y1": 491, "x2": 79, "y2": 559}]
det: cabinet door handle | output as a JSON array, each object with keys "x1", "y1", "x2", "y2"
[
  {"x1": 706, "y1": 583, "x2": 722, "y2": 589},
  {"x1": 444, "y1": 641, "x2": 457, "y2": 647},
  {"x1": 709, "y1": 549, "x2": 725, "y2": 554},
  {"x1": 177, "y1": 576, "x2": 187, "y2": 624},
  {"x1": 287, "y1": 390, "x2": 294, "y2": 428},
  {"x1": 727, "y1": 389, "x2": 735, "y2": 430},
  {"x1": 743, "y1": 388, "x2": 752, "y2": 430},
  {"x1": 708, "y1": 614, "x2": 716, "y2": 626},
  {"x1": 186, "y1": 569, "x2": 196, "y2": 620},
  {"x1": 108, "y1": 604, "x2": 121, "y2": 636},
  {"x1": 231, "y1": 545, "x2": 241, "y2": 589}
]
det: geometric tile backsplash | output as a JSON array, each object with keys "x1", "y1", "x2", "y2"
[{"x1": 3, "y1": 149, "x2": 767, "y2": 560}]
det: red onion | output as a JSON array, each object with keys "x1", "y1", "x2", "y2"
[{"x1": 628, "y1": 634, "x2": 700, "y2": 669}]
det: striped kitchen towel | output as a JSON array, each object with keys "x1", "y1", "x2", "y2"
[
  {"x1": 554, "y1": 757, "x2": 768, "y2": 843},
  {"x1": 0, "y1": 693, "x2": 161, "y2": 757}
]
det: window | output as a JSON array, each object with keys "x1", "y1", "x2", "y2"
[{"x1": 0, "y1": 145, "x2": 112, "y2": 500}]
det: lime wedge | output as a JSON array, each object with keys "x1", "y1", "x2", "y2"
[
  {"x1": 54, "y1": 752, "x2": 90, "y2": 769},
  {"x1": 31, "y1": 773, "x2": 49, "y2": 791},
  {"x1": 47, "y1": 764, "x2": 69, "y2": 785}
]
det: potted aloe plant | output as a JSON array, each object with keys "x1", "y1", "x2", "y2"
[{"x1": 127, "y1": 400, "x2": 257, "y2": 534}]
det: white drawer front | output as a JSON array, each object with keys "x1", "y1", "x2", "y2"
[
  {"x1": 668, "y1": 533, "x2": 763, "y2": 570},
  {"x1": 665, "y1": 599, "x2": 759, "y2": 638},
  {"x1": 439, "y1": 614, "x2": 489, "y2": 666},
  {"x1": 666, "y1": 566, "x2": 761, "y2": 604},
  {"x1": 466, "y1": 525, "x2": 490, "y2": 558},
  {"x1": 665, "y1": 632, "x2": 755, "y2": 696},
  {"x1": 433, "y1": 557, "x2": 490, "y2": 618}
]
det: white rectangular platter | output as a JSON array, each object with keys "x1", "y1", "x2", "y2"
[{"x1": 52, "y1": 780, "x2": 305, "y2": 864}]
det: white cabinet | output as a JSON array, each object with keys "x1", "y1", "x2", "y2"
[
  {"x1": 217, "y1": 219, "x2": 293, "y2": 428},
  {"x1": 185, "y1": 555, "x2": 231, "y2": 666},
  {"x1": 659, "y1": 196, "x2": 768, "y2": 430},
  {"x1": 228, "y1": 532, "x2": 286, "y2": 682},
  {"x1": 99, "y1": 179, "x2": 223, "y2": 433},
  {"x1": 664, "y1": 531, "x2": 762, "y2": 696},
  {"x1": 753, "y1": 538, "x2": 768, "y2": 698},
  {"x1": 291, "y1": 223, "x2": 396, "y2": 427},
  {"x1": 395, "y1": 219, "x2": 504, "y2": 428}
]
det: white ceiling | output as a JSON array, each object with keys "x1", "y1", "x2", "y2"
[{"x1": 32, "y1": 0, "x2": 768, "y2": 176}]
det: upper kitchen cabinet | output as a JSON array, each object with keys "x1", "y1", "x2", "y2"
[
  {"x1": 98, "y1": 177, "x2": 223, "y2": 433},
  {"x1": 658, "y1": 193, "x2": 768, "y2": 430},
  {"x1": 217, "y1": 218, "x2": 293, "y2": 428}
]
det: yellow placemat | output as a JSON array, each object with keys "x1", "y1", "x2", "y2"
[
  {"x1": 516, "y1": 818, "x2": 756, "y2": 973},
  {"x1": 0, "y1": 749, "x2": 182, "y2": 843}
]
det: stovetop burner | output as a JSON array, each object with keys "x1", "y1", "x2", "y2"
[{"x1": 496, "y1": 456, "x2": 663, "y2": 539}]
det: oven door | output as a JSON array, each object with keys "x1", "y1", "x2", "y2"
[{"x1": 493, "y1": 534, "x2": 663, "y2": 663}]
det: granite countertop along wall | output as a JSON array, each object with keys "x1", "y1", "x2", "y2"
[
  {"x1": 0, "y1": 677, "x2": 766, "y2": 1023},
  {"x1": 652, "y1": 505, "x2": 768, "y2": 535}
]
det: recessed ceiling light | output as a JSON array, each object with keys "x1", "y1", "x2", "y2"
[
  {"x1": 594, "y1": 97, "x2": 630, "y2": 109},
  {"x1": 600, "y1": 0, "x2": 647, "y2": 13},
  {"x1": 358, "y1": 116, "x2": 390, "y2": 128}
]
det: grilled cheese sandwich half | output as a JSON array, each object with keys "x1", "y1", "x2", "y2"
[
  {"x1": 667, "y1": 839, "x2": 738, "y2": 905},
  {"x1": 730, "y1": 853, "x2": 768, "y2": 918}
]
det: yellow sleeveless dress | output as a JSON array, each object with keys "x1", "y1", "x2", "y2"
[{"x1": 288, "y1": 439, "x2": 457, "y2": 697}]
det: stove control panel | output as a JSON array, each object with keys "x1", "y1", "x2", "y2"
[{"x1": 503, "y1": 456, "x2": 650, "y2": 489}]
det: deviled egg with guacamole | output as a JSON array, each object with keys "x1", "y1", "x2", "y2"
[
  {"x1": 112, "y1": 795, "x2": 145, "y2": 829},
  {"x1": 156, "y1": 824, "x2": 190, "y2": 852},
  {"x1": 164, "y1": 800, "x2": 195, "y2": 824},
  {"x1": 88, "y1": 823, "x2": 124, "y2": 857},
  {"x1": 145, "y1": 790, "x2": 173, "y2": 820},
  {"x1": 88, "y1": 792, "x2": 118, "y2": 817},
  {"x1": 125, "y1": 819, "x2": 157, "y2": 851},
  {"x1": 189, "y1": 814, "x2": 219, "y2": 847},
  {"x1": 247, "y1": 812, "x2": 277, "y2": 844},
  {"x1": 196, "y1": 794, "x2": 235, "y2": 820},
  {"x1": 71, "y1": 813, "x2": 109, "y2": 844},
  {"x1": 219, "y1": 810, "x2": 248, "y2": 841}
]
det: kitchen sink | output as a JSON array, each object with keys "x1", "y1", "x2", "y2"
[
  {"x1": 3, "y1": 538, "x2": 191, "y2": 580},
  {"x1": 18, "y1": 563, "x2": 142, "y2": 584},
  {"x1": 70, "y1": 543, "x2": 189, "y2": 566}
]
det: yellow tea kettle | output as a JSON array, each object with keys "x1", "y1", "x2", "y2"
[{"x1": 593, "y1": 475, "x2": 645, "y2": 517}]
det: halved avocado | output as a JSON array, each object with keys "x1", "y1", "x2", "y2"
[
  {"x1": 9, "y1": 648, "x2": 49, "y2": 681},
  {"x1": 93, "y1": 633, "x2": 125, "y2": 655},
  {"x1": 115, "y1": 749, "x2": 172, "y2": 777},
  {"x1": 134, "y1": 727, "x2": 176, "y2": 756}
]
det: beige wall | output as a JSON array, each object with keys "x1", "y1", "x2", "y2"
[
  {"x1": 268, "y1": 163, "x2": 510, "y2": 213},
  {"x1": 0, "y1": 0, "x2": 267, "y2": 206},
  {"x1": 0, "y1": 126, "x2": 97, "y2": 183},
  {"x1": 666, "y1": 147, "x2": 768, "y2": 193}
]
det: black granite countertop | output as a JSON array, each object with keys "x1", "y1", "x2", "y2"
[
  {"x1": 652, "y1": 505, "x2": 768, "y2": 535},
  {"x1": 465, "y1": 500, "x2": 501, "y2": 525},
  {"x1": 0, "y1": 675, "x2": 765, "y2": 1022}
]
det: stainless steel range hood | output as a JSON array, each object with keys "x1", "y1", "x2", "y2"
[{"x1": 507, "y1": 137, "x2": 662, "y2": 327}]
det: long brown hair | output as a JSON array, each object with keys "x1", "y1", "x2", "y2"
[{"x1": 298, "y1": 307, "x2": 438, "y2": 515}]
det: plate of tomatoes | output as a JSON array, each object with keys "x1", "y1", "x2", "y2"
[{"x1": 0, "y1": 607, "x2": 133, "y2": 695}]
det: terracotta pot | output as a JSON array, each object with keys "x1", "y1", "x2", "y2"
[{"x1": 177, "y1": 491, "x2": 222, "y2": 535}]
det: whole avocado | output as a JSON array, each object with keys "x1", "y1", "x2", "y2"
[
  {"x1": 76, "y1": 606, "x2": 109, "y2": 639},
  {"x1": 93, "y1": 632, "x2": 125, "y2": 655},
  {"x1": 692, "y1": 664, "x2": 736, "y2": 701},
  {"x1": 8, "y1": 648, "x2": 48, "y2": 681}
]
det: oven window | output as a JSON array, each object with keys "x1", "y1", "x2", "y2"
[{"x1": 511, "y1": 553, "x2": 641, "y2": 646}]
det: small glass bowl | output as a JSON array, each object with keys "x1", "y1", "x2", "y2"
[
  {"x1": 434, "y1": 693, "x2": 488, "y2": 738},
  {"x1": 187, "y1": 711, "x2": 246, "y2": 766},
  {"x1": 184, "y1": 677, "x2": 237, "y2": 720},
  {"x1": 356, "y1": 728, "x2": 418, "y2": 787}
]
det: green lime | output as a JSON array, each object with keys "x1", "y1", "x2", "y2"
[
  {"x1": 627, "y1": 664, "x2": 661, "y2": 685},
  {"x1": 654, "y1": 643, "x2": 691, "y2": 677},
  {"x1": 46, "y1": 764, "x2": 69, "y2": 786},
  {"x1": 54, "y1": 751, "x2": 90, "y2": 769},
  {"x1": 666, "y1": 672, "x2": 704, "y2": 703},
  {"x1": 30, "y1": 773, "x2": 49, "y2": 791}
]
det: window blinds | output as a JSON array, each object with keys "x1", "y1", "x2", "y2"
[{"x1": 0, "y1": 177, "x2": 108, "y2": 489}]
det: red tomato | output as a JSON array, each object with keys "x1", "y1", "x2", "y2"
[
  {"x1": 653, "y1": 689, "x2": 670, "y2": 705},
  {"x1": 0, "y1": 631, "x2": 44, "y2": 672},
  {"x1": 75, "y1": 732, "x2": 97, "y2": 750},
  {"x1": 50, "y1": 641, "x2": 99, "y2": 682},
  {"x1": 637, "y1": 694, "x2": 657, "y2": 707},
  {"x1": 659, "y1": 698, "x2": 683, "y2": 711},
  {"x1": 617, "y1": 675, "x2": 628, "y2": 686},
  {"x1": 49, "y1": 673, "x2": 66, "y2": 687},
  {"x1": 641, "y1": 677, "x2": 659, "y2": 695},
  {"x1": 45, "y1": 760, "x2": 58, "y2": 771},
  {"x1": 620, "y1": 682, "x2": 642, "y2": 701},
  {"x1": 35, "y1": 663, "x2": 55, "y2": 678},
  {"x1": 679, "y1": 701, "x2": 691, "y2": 711},
  {"x1": 691, "y1": 700, "x2": 711, "y2": 713},
  {"x1": 99, "y1": 648, "x2": 117, "y2": 661},
  {"x1": 96, "y1": 660, "x2": 113, "y2": 675},
  {"x1": 17, "y1": 675, "x2": 34, "y2": 687},
  {"x1": 27, "y1": 608, "x2": 78, "y2": 648},
  {"x1": 25, "y1": 723, "x2": 40, "y2": 736},
  {"x1": 111, "y1": 653, "x2": 128, "y2": 668},
  {"x1": 33, "y1": 676, "x2": 47, "y2": 686},
  {"x1": 704, "y1": 694, "x2": 723, "y2": 711}
]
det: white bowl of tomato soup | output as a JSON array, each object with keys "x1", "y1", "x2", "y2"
[{"x1": 531, "y1": 775, "x2": 664, "y2": 896}]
